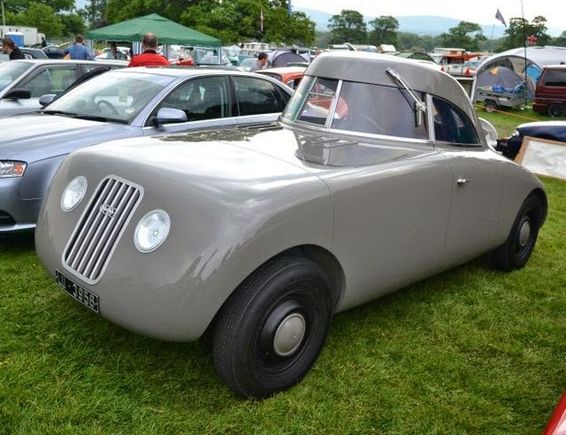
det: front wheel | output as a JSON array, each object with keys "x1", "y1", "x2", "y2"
[
  {"x1": 548, "y1": 103, "x2": 564, "y2": 118},
  {"x1": 491, "y1": 194, "x2": 544, "y2": 272},
  {"x1": 212, "y1": 256, "x2": 333, "y2": 399}
]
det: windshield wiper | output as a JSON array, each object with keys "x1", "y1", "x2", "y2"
[
  {"x1": 385, "y1": 67, "x2": 427, "y2": 126},
  {"x1": 69, "y1": 114, "x2": 128, "y2": 124},
  {"x1": 42, "y1": 109, "x2": 79, "y2": 117}
]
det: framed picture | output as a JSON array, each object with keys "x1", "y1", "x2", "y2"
[{"x1": 515, "y1": 136, "x2": 566, "y2": 181}]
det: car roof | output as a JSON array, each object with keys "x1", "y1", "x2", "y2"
[
  {"x1": 11, "y1": 59, "x2": 127, "y2": 66},
  {"x1": 306, "y1": 51, "x2": 473, "y2": 115},
  {"x1": 119, "y1": 66, "x2": 287, "y2": 79},
  {"x1": 542, "y1": 64, "x2": 566, "y2": 70},
  {"x1": 258, "y1": 66, "x2": 307, "y2": 74}
]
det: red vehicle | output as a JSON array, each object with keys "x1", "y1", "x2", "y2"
[
  {"x1": 533, "y1": 65, "x2": 566, "y2": 117},
  {"x1": 257, "y1": 66, "x2": 306, "y2": 90},
  {"x1": 544, "y1": 392, "x2": 566, "y2": 435}
]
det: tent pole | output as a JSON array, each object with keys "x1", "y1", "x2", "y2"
[{"x1": 520, "y1": 0, "x2": 528, "y2": 107}]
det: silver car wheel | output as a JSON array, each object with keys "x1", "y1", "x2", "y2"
[{"x1": 273, "y1": 312, "x2": 306, "y2": 357}]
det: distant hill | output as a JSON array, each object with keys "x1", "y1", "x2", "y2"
[{"x1": 297, "y1": 7, "x2": 508, "y2": 38}]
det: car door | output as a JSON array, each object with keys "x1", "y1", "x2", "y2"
[
  {"x1": 431, "y1": 96, "x2": 504, "y2": 265},
  {"x1": 143, "y1": 75, "x2": 238, "y2": 135},
  {"x1": 231, "y1": 75, "x2": 291, "y2": 126}
]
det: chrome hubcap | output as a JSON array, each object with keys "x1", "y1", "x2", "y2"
[
  {"x1": 273, "y1": 313, "x2": 306, "y2": 357},
  {"x1": 519, "y1": 220, "x2": 531, "y2": 247}
]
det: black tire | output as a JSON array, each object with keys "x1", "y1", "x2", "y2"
[
  {"x1": 485, "y1": 100, "x2": 497, "y2": 113},
  {"x1": 491, "y1": 195, "x2": 544, "y2": 272},
  {"x1": 548, "y1": 103, "x2": 564, "y2": 118},
  {"x1": 212, "y1": 256, "x2": 333, "y2": 399}
]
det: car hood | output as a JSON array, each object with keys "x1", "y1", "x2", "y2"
[
  {"x1": 0, "y1": 113, "x2": 138, "y2": 161},
  {"x1": 73, "y1": 123, "x2": 435, "y2": 178},
  {"x1": 518, "y1": 121, "x2": 566, "y2": 141}
]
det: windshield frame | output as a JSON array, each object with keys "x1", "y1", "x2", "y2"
[{"x1": 42, "y1": 70, "x2": 177, "y2": 125}]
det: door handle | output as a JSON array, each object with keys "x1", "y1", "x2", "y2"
[{"x1": 456, "y1": 178, "x2": 471, "y2": 185}]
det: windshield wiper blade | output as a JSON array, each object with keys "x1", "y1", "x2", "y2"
[
  {"x1": 42, "y1": 109, "x2": 79, "y2": 117},
  {"x1": 385, "y1": 67, "x2": 427, "y2": 126},
  {"x1": 72, "y1": 114, "x2": 128, "y2": 124}
]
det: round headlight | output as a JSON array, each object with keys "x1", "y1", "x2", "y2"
[
  {"x1": 134, "y1": 210, "x2": 171, "y2": 253},
  {"x1": 60, "y1": 176, "x2": 88, "y2": 212}
]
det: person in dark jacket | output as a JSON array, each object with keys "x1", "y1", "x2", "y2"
[
  {"x1": 128, "y1": 33, "x2": 170, "y2": 67},
  {"x1": 1, "y1": 38, "x2": 25, "y2": 60}
]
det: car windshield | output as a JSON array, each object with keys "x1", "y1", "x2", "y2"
[
  {"x1": 44, "y1": 71, "x2": 175, "y2": 124},
  {"x1": 0, "y1": 61, "x2": 34, "y2": 92}
]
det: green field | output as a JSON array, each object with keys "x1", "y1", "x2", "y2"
[{"x1": 1, "y1": 112, "x2": 565, "y2": 433}]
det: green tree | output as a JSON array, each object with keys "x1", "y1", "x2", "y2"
[
  {"x1": 14, "y1": 2, "x2": 64, "y2": 37},
  {"x1": 327, "y1": 9, "x2": 367, "y2": 44},
  {"x1": 552, "y1": 31, "x2": 566, "y2": 47},
  {"x1": 501, "y1": 16, "x2": 551, "y2": 50},
  {"x1": 368, "y1": 15, "x2": 398, "y2": 47},
  {"x1": 440, "y1": 21, "x2": 486, "y2": 51},
  {"x1": 60, "y1": 14, "x2": 86, "y2": 37},
  {"x1": 5, "y1": 0, "x2": 74, "y2": 14}
]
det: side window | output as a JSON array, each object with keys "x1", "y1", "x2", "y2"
[
  {"x1": 160, "y1": 76, "x2": 230, "y2": 121},
  {"x1": 432, "y1": 97, "x2": 480, "y2": 145},
  {"x1": 332, "y1": 82, "x2": 428, "y2": 139},
  {"x1": 233, "y1": 76, "x2": 289, "y2": 116},
  {"x1": 297, "y1": 77, "x2": 340, "y2": 126},
  {"x1": 542, "y1": 70, "x2": 566, "y2": 87},
  {"x1": 19, "y1": 66, "x2": 77, "y2": 97}
]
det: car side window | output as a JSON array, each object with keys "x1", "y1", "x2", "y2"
[
  {"x1": 542, "y1": 70, "x2": 566, "y2": 87},
  {"x1": 233, "y1": 76, "x2": 289, "y2": 116},
  {"x1": 160, "y1": 76, "x2": 230, "y2": 121},
  {"x1": 297, "y1": 77, "x2": 340, "y2": 126},
  {"x1": 19, "y1": 66, "x2": 77, "y2": 97},
  {"x1": 332, "y1": 82, "x2": 428, "y2": 139},
  {"x1": 432, "y1": 97, "x2": 480, "y2": 145}
]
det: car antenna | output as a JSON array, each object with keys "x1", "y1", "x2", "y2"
[{"x1": 385, "y1": 67, "x2": 427, "y2": 126}]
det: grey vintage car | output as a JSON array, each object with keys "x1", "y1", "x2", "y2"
[
  {"x1": 36, "y1": 52, "x2": 547, "y2": 399},
  {"x1": 0, "y1": 67, "x2": 292, "y2": 232}
]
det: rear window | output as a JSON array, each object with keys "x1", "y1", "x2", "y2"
[{"x1": 542, "y1": 70, "x2": 566, "y2": 87}]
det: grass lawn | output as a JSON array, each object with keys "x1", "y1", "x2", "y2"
[
  {"x1": 476, "y1": 105, "x2": 562, "y2": 137},
  {"x1": 1, "y1": 113, "x2": 565, "y2": 433}
]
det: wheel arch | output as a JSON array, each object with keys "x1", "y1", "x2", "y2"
[
  {"x1": 206, "y1": 244, "x2": 346, "y2": 335},
  {"x1": 530, "y1": 187, "x2": 548, "y2": 226}
]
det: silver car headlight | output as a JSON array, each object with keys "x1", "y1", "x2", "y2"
[
  {"x1": 0, "y1": 161, "x2": 27, "y2": 178},
  {"x1": 61, "y1": 176, "x2": 88, "y2": 212},
  {"x1": 134, "y1": 210, "x2": 170, "y2": 253}
]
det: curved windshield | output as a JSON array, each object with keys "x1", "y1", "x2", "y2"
[
  {"x1": 0, "y1": 61, "x2": 33, "y2": 92},
  {"x1": 44, "y1": 71, "x2": 175, "y2": 123}
]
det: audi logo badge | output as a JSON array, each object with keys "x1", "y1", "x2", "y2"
[{"x1": 99, "y1": 204, "x2": 116, "y2": 218}]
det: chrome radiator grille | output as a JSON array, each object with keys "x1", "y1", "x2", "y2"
[{"x1": 63, "y1": 176, "x2": 143, "y2": 283}]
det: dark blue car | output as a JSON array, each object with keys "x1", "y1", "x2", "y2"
[{"x1": 497, "y1": 121, "x2": 566, "y2": 159}]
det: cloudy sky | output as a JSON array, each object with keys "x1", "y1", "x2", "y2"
[{"x1": 292, "y1": 0, "x2": 566, "y2": 31}]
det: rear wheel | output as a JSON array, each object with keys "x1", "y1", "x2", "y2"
[
  {"x1": 485, "y1": 100, "x2": 497, "y2": 113},
  {"x1": 548, "y1": 103, "x2": 564, "y2": 118},
  {"x1": 212, "y1": 256, "x2": 333, "y2": 399},
  {"x1": 491, "y1": 194, "x2": 544, "y2": 272}
]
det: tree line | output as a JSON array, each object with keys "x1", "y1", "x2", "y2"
[
  {"x1": 325, "y1": 9, "x2": 566, "y2": 52},
  {"x1": 5, "y1": 0, "x2": 566, "y2": 52}
]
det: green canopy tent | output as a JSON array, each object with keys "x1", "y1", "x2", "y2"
[{"x1": 86, "y1": 13, "x2": 221, "y2": 47}]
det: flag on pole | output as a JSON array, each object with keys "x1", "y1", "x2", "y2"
[
  {"x1": 495, "y1": 8, "x2": 507, "y2": 27},
  {"x1": 260, "y1": 8, "x2": 264, "y2": 32}
]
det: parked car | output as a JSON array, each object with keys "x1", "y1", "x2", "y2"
[
  {"x1": 42, "y1": 45, "x2": 66, "y2": 59},
  {"x1": 544, "y1": 392, "x2": 566, "y2": 435},
  {"x1": 533, "y1": 65, "x2": 566, "y2": 117},
  {"x1": 257, "y1": 66, "x2": 306, "y2": 89},
  {"x1": 35, "y1": 52, "x2": 547, "y2": 399},
  {"x1": 0, "y1": 67, "x2": 292, "y2": 233},
  {"x1": 20, "y1": 47, "x2": 48, "y2": 60},
  {"x1": 496, "y1": 120, "x2": 566, "y2": 159},
  {"x1": 0, "y1": 59, "x2": 125, "y2": 117}
]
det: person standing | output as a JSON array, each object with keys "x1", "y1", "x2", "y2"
[
  {"x1": 128, "y1": 33, "x2": 170, "y2": 67},
  {"x1": 41, "y1": 37, "x2": 48, "y2": 48},
  {"x1": 1, "y1": 38, "x2": 25, "y2": 60},
  {"x1": 249, "y1": 52, "x2": 268, "y2": 72},
  {"x1": 65, "y1": 35, "x2": 93, "y2": 60}
]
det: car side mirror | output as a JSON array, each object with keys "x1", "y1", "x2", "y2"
[
  {"x1": 39, "y1": 94, "x2": 57, "y2": 107},
  {"x1": 3, "y1": 88, "x2": 31, "y2": 100},
  {"x1": 152, "y1": 107, "x2": 188, "y2": 127}
]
